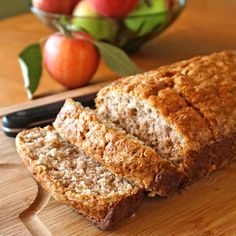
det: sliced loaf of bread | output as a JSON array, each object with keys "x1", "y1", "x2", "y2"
[
  {"x1": 96, "y1": 51, "x2": 236, "y2": 182},
  {"x1": 16, "y1": 126, "x2": 143, "y2": 230},
  {"x1": 53, "y1": 99, "x2": 183, "y2": 196}
]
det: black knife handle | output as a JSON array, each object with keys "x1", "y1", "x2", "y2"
[{"x1": 2, "y1": 93, "x2": 97, "y2": 137}]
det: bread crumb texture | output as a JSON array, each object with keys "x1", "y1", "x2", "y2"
[
  {"x1": 54, "y1": 99, "x2": 182, "y2": 196},
  {"x1": 96, "y1": 51, "x2": 236, "y2": 178},
  {"x1": 16, "y1": 126, "x2": 140, "y2": 222}
]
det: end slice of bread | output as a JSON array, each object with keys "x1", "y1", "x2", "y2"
[
  {"x1": 16, "y1": 126, "x2": 143, "y2": 230},
  {"x1": 53, "y1": 99, "x2": 183, "y2": 196}
]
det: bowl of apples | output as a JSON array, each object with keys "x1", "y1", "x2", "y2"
[{"x1": 32, "y1": 0, "x2": 187, "y2": 53}]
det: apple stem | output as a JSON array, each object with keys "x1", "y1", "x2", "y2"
[
  {"x1": 52, "y1": 19, "x2": 72, "y2": 37},
  {"x1": 144, "y1": 0, "x2": 153, "y2": 7}
]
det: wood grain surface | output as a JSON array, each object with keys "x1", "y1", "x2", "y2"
[
  {"x1": 0, "y1": 83, "x2": 236, "y2": 235},
  {"x1": 1, "y1": 0, "x2": 236, "y2": 235},
  {"x1": 1, "y1": 107, "x2": 236, "y2": 235},
  {"x1": 0, "y1": 0, "x2": 236, "y2": 108}
]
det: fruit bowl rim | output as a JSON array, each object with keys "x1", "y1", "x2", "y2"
[{"x1": 31, "y1": 1, "x2": 187, "y2": 20}]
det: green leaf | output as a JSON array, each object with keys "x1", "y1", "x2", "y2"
[
  {"x1": 59, "y1": 15, "x2": 68, "y2": 27},
  {"x1": 92, "y1": 41, "x2": 143, "y2": 77},
  {"x1": 18, "y1": 43, "x2": 42, "y2": 99}
]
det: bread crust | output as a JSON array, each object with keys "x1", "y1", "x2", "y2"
[
  {"x1": 97, "y1": 51, "x2": 236, "y2": 146},
  {"x1": 96, "y1": 51, "x2": 236, "y2": 181},
  {"x1": 79, "y1": 190, "x2": 143, "y2": 230},
  {"x1": 16, "y1": 127, "x2": 143, "y2": 230},
  {"x1": 53, "y1": 99, "x2": 183, "y2": 196},
  {"x1": 183, "y1": 133, "x2": 236, "y2": 182}
]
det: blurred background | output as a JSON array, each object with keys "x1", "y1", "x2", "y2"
[
  {"x1": 0, "y1": 0, "x2": 31, "y2": 19},
  {"x1": 0, "y1": 0, "x2": 236, "y2": 108}
]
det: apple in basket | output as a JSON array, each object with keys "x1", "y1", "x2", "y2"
[
  {"x1": 125, "y1": 0, "x2": 168, "y2": 36},
  {"x1": 90, "y1": 0, "x2": 139, "y2": 18},
  {"x1": 72, "y1": 0, "x2": 118, "y2": 41},
  {"x1": 32, "y1": 0, "x2": 80, "y2": 14}
]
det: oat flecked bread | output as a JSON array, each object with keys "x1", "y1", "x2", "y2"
[
  {"x1": 96, "y1": 51, "x2": 236, "y2": 182},
  {"x1": 53, "y1": 99, "x2": 183, "y2": 196},
  {"x1": 16, "y1": 126, "x2": 143, "y2": 230}
]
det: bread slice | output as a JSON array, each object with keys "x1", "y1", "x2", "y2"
[
  {"x1": 96, "y1": 51, "x2": 236, "y2": 182},
  {"x1": 53, "y1": 99, "x2": 183, "y2": 196},
  {"x1": 16, "y1": 126, "x2": 143, "y2": 230}
]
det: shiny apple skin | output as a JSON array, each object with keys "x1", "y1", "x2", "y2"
[
  {"x1": 32, "y1": 0, "x2": 80, "y2": 14},
  {"x1": 72, "y1": 0, "x2": 118, "y2": 41},
  {"x1": 90, "y1": 0, "x2": 139, "y2": 18},
  {"x1": 43, "y1": 32, "x2": 100, "y2": 89}
]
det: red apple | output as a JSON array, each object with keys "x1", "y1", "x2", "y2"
[
  {"x1": 43, "y1": 32, "x2": 100, "y2": 89},
  {"x1": 90, "y1": 0, "x2": 139, "y2": 18},
  {"x1": 32, "y1": 0, "x2": 81, "y2": 14},
  {"x1": 71, "y1": 0, "x2": 81, "y2": 9}
]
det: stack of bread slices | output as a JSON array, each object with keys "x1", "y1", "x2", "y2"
[{"x1": 16, "y1": 51, "x2": 236, "y2": 230}]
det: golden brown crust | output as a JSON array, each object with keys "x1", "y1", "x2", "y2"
[
  {"x1": 172, "y1": 51, "x2": 236, "y2": 140},
  {"x1": 15, "y1": 127, "x2": 143, "y2": 230},
  {"x1": 80, "y1": 190, "x2": 143, "y2": 230},
  {"x1": 182, "y1": 132, "x2": 236, "y2": 181},
  {"x1": 53, "y1": 99, "x2": 183, "y2": 196},
  {"x1": 96, "y1": 50, "x2": 236, "y2": 181},
  {"x1": 97, "y1": 51, "x2": 236, "y2": 146}
]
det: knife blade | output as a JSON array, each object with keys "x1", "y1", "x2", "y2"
[{"x1": 2, "y1": 92, "x2": 97, "y2": 137}]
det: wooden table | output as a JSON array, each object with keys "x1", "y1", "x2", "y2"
[
  {"x1": 0, "y1": 0, "x2": 236, "y2": 108},
  {"x1": 1, "y1": 1, "x2": 236, "y2": 235}
]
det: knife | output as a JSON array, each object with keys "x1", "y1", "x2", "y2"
[{"x1": 2, "y1": 92, "x2": 97, "y2": 137}]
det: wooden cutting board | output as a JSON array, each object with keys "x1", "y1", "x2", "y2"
[{"x1": 1, "y1": 83, "x2": 236, "y2": 236}]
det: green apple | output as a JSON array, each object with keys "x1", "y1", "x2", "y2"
[
  {"x1": 72, "y1": 0, "x2": 118, "y2": 41},
  {"x1": 125, "y1": 0, "x2": 168, "y2": 36}
]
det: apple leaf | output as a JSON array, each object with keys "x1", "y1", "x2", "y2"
[
  {"x1": 18, "y1": 43, "x2": 42, "y2": 99},
  {"x1": 93, "y1": 41, "x2": 143, "y2": 76}
]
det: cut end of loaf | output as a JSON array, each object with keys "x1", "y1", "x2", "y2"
[{"x1": 96, "y1": 90, "x2": 185, "y2": 165}]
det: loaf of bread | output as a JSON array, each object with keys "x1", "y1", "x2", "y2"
[
  {"x1": 16, "y1": 126, "x2": 143, "y2": 230},
  {"x1": 53, "y1": 99, "x2": 183, "y2": 196},
  {"x1": 96, "y1": 51, "x2": 236, "y2": 182}
]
